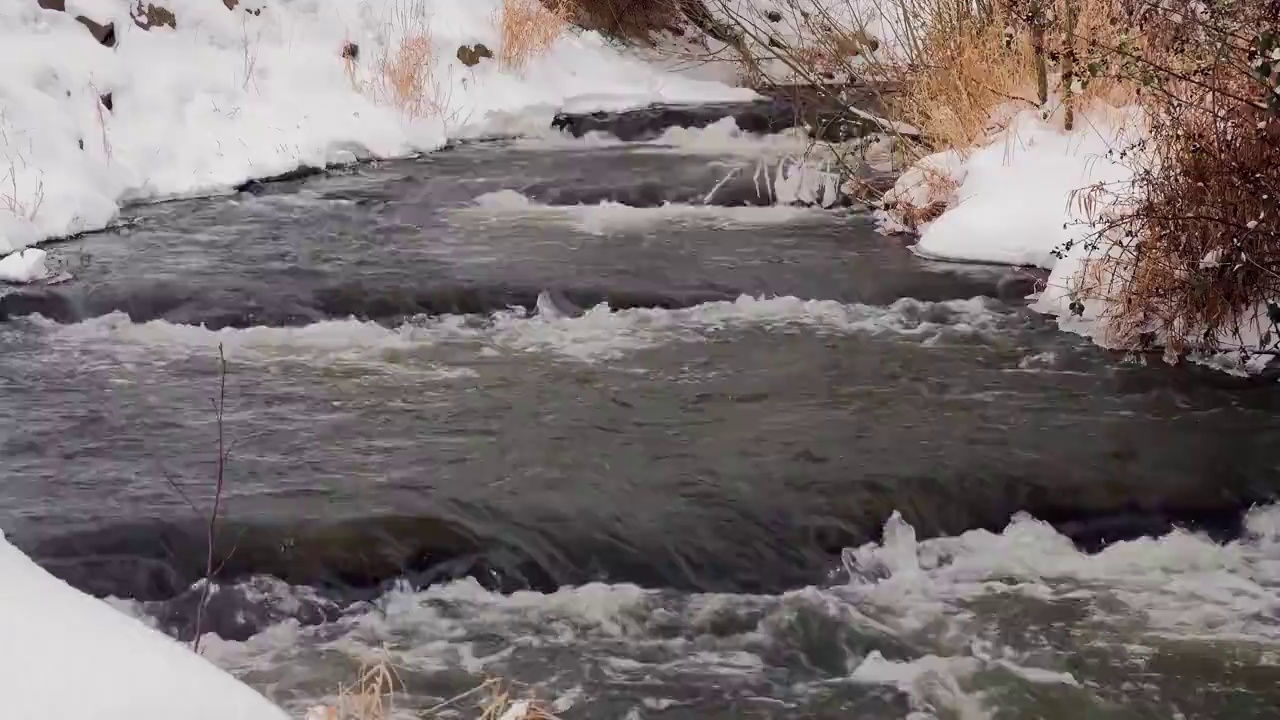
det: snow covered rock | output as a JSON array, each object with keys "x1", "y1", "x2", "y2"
[{"x1": 0, "y1": 529, "x2": 289, "y2": 720}]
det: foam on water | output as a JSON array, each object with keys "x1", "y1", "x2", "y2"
[
  {"x1": 137, "y1": 505, "x2": 1280, "y2": 718},
  {"x1": 29, "y1": 294, "x2": 1004, "y2": 364},
  {"x1": 517, "y1": 117, "x2": 817, "y2": 157},
  {"x1": 461, "y1": 190, "x2": 833, "y2": 234}
]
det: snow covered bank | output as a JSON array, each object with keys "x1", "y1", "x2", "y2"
[
  {"x1": 876, "y1": 104, "x2": 1169, "y2": 354},
  {"x1": 880, "y1": 103, "x2": 1280, "y2": 373},
  {"x1": 0, "y1": 528, "x2": 289, "y2": 720},
  {"x1": 0, "y1": 0, "x2": 753, "y2": 271},
  {"x1": 880, "y1": 104, "x2": 1142, "y2": 269}
]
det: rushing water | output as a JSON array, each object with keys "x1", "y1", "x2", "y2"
[{"x1": 2, "y1": 121, "x2": 1280, "y2": 719}]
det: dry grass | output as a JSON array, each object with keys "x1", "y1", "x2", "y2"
[
  {"x1": 0, "y1": 119, "x2": 45, "y2": 222},
  {"x1": 378, "y1": 31, "x2": 438, "y2": 117},
  {"x1": 496, "y1": 0, "x2": 567, "y2": 70},
  {"x1": 890, "y1": 0, "x2": 1139, "y2": 152},
  {"x1": 306, "y1": 657, "x2": 565, "y2": 720},
  {"x1": 342, "y1": 0, "x2": 457, "y2": 122},
  {"x1": 895, "y1": 4, "x2": 1039, "y2": 151}
]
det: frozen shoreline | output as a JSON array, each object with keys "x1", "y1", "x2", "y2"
[{"x1": 0, "y1": 0, "x2": 753, "y2": 276}]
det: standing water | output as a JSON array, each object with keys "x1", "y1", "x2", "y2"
[{"x1": 2, "y1": 122, "x2": 1280, "y2": 719}]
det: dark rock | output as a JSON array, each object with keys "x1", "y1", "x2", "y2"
[
  {"x1": 132, "y1": 2, "x2": 177, "y2": 30},
  {"x1": 456, "y1": 43, "x2": 493, "y2": 67},
  {"x1": 222, "y1": 0, "x2": 238, "y2": 8},
  {"x1": 37, "y1": 0, "x2": 66, "y2": 11},
  {"x1": 75, "y1": 16, "x2": 116, "y2": 47},
  {"x1": 100, "y1": 92, "x2": 113, "y2": 111},
  {"x1": 551, "y1": 85, "x2": 901, "y2": 144},
  {"x1": 341, "y1": 41, "x2": 359, "y2": 60},
  {"x1": 77, "y1": 138, "x2": 84, "y2": 150},
  {"x1": 765, "y1": 9, "x2": 783, "y2": 21}
]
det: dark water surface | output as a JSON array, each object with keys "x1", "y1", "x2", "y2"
[{"x1": 3, "y1": 134, "x2": 1280, "y2": 718}]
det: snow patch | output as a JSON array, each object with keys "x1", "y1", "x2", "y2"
[
  {"x1": 0, "y1": 528, "x2": 288, "y2": 720},
  {"x1": 886, "y1": 105, "x2": 1141, "y2": 269},
  {"x1": 0, "y1": 247, "x2": 48, "y2": 282}
]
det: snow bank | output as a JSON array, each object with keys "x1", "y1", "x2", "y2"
[
  {"x1": 884, "y1": 105, "x2": 1142, "y2": 269},
  {"x1": 0, "y1": 528, "x2": 289, "y2": 720},
  {"x1": 875, "y1": 104, "x2": 1192, "y2": 359},
  {"x1": 0, "y1": 0, "x2": 753, "y2": 270}
]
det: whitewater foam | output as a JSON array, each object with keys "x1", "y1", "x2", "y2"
[
  {"x1": 31, "y1": 294, "x2": 1004, "y2": 364},
  {"x1": 142, "y1": 504, "x2": 1280, "y2": 717},
  {"x1": 461, "y1": 189, "x2": 834, "y2": 234}
]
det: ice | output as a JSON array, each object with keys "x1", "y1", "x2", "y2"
[
  {"x1": 0, "y1": 528, "x2": 288, "y2": 720},
  {"x1": 0, "y1": 0, "x2": 753, "y2": 272}
]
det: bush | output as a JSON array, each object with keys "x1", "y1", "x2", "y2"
[
  {"x1": 1065, "y1": 0, "x2": 1280, "y2": 360},
  {"x1": 497, "y1": 0, "x2": 567, "y2": 70}
]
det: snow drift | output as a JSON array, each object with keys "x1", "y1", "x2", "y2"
[
  {"x1": 0, "y1": 528, "x2": 289, "y2": 720},
  {"x1": 0, "y1": 0, "x2": 752, "y2": 269}
]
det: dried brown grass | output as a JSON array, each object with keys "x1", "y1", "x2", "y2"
[
  {"x1": 496, "y1": 0, "x2": 567, "y2": 70},
  {"x1": 307, "y1": 657, "x2": 565, "y2": 720},
  {"x1": 342, "y1": 0, "x2": 455, "y2": 121},
  {"x1": 893, "y1": 0, "x2": 1139, "y2": 153}
]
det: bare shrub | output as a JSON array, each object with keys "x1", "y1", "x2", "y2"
[
  {"x1": 554, "y1": 0, "x2": 685, "y2": 44},
  {"x1": 0, "y1": 120, "x2": 46, "y2": 223},
  {"x1": 496, "y1": 0, "x2": 567, "y2": 70},
  {"x1": 1060, "y1": 1, "x2": 1280, "y2": 360}
]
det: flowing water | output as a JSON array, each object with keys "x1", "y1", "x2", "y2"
[{"x1": 2, "y1": 119, "x2": 1280, "y2": 719}]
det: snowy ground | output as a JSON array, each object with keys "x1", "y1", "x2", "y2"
[
  {"x1": 0, "y1": 0, "x2": 754, "y2": 280},
  {"x1": 1, "y1": 528, "x2": 291, "y2": 720}
]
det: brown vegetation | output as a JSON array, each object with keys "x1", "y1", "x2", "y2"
[
  {"x1": 1065, "y1": 0, "x2": 1280, "y2": 358},
  {"x1": 497, "y1": 0, "x2": 567, "y2": 70},
  {"x1": 552, "y1": 0, "x2": 686, "y2": 44},
  {"x1": 306, "y1": 657, "x2": 564, "y2": 720}
]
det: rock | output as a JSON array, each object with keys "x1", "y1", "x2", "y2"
[
  {"x1": 764, "y1": 9, "x2": 782, "y2": 21},
  {"x1": 341, "y1": 41, "x2": 359, "y2": 60},
  {"x1": 131, "y1": 2, "x2": 177, "y2": 30},
  {"x1": 455, "y1": 43, "x2": 493, "y2": 67},
  {"x1": 74, "y1": 16, "x2": 116, "y2": 47},
  {"x1": 37, "y1": 0, "x2": 65, "y2": 11},
  {"x1": 100, "y1": 92, "x2": 113, "y2": 111},
  {"x1": 223, "y1": 0, "x2": 238, "y2": 8}
]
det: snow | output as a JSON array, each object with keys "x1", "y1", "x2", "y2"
[
  {"x1": 0, "y1": 247, "x2": 49, "y2": 283},
  {"x1": 886, "y1": 104, "x2": 1142, "y2": 269},
  {"x1": 0, "y1": 0, "x2": 754, "y2": 267},
  {"x1": 0, "y1": 528, "x2": 289, "y2": 720}
]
